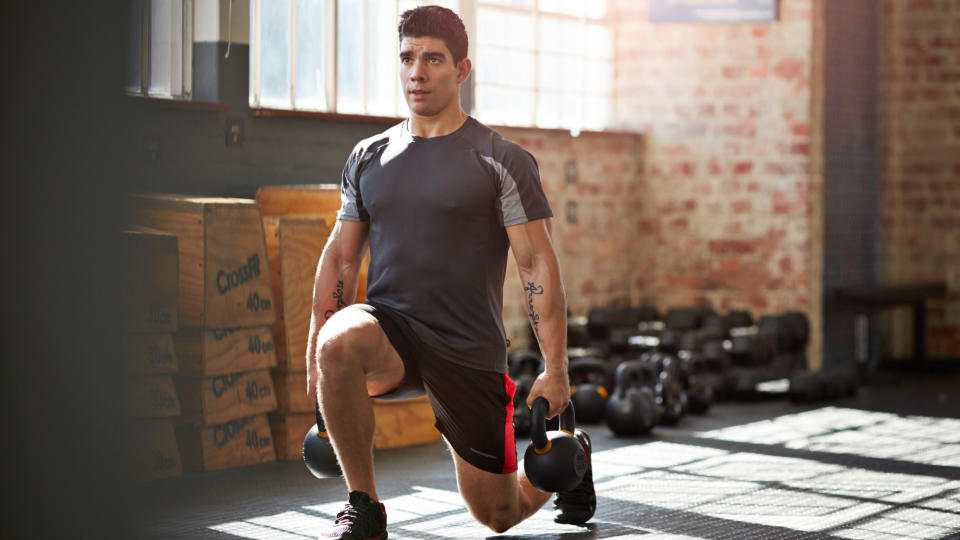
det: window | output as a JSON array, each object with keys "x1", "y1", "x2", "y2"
[
  {"x1": 248, "y1": 0, "x2": 614, "y2": 132},
  {"x1": 249, "y1": 0, "x2": 458, "y2": 115},
  {"x1": 128, "y1": 0, "x2": 194, "y2": 99},
  {"x1": 475, "y1": 0, "x2": 613, "y2": 132}
]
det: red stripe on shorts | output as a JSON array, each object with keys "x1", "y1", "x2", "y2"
[{"x1": 502, "y1": 374, "x2": 518, "y2": 473}]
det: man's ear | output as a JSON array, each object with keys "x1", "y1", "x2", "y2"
[{"x1": 456, "y1": 58, "x2": 472, "y2": 84}]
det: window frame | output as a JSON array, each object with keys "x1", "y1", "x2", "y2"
[
  {"x1": 247, "y1": 0, "x2": 614, "y2": 133},
  {"x1": 128, "y1": 0, "x2": 195, "y2": 100},
  {"x1": 472, "y1": 0, "x2": 614, "y2": 132}
]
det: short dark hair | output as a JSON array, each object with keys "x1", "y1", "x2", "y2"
[{"x1": 398, "y1": 5, "x2": 468, "y2": 64}]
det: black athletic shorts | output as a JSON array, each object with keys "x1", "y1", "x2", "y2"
[{"x1": 350, "y1": 301, "x2": 518, "y2": 475}]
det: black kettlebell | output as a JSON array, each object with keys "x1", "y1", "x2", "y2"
[
  {"x1": 568, "y1": 357, "x2": 611, "y2": 424},
  {"x1": 605, "y1": 360, "x2": 658, "y2": 436},
  {"x1": 523, "y1": 398, "x2": 587, "y2": 493},
  {"x1": 303, "y1": 401, "x2": 341, "y2": 478}
]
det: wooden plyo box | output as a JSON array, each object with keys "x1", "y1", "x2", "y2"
[
  {"x1": 122, "y1": 375, "x2": 182, "y2": 419},
  {"x1": 177, "y1": 414, "x2": 276, "y2": 472},
  {"x1": 372, "y1": 396, "x2": 440, "y2": 450},
  {"x1": 262, "y1": 216, "x2": 330, "y2": 372},
  {"x1": 255, "y1": 184, "x2": 342, "y2": 225},
  {"x1": 175, "y1": 326, "x2": 277, "y2": 376},
  {"x1": 255, "y1": 184, "x2": 369, "y2": 304},
  {"x1": 121, "y1": 227, "x2": 178, "y2": 333},
  {"x1": 127, "y1": 194, "x2": 275, "y2": 329},
  {"x1": 269, "y1": 396, "x2": 442, "y2": 460},
  {"x1": 122, "y1": 333, "x2": 178, "y2": 374},
  {"x1": 273, "y1": 371, "x2": 313, "y2": 413},
  {"x1": 123, "y1": 418, "x2": 183, "y2": 481},
  {"x1": 269, "y1": 412, "x2": 314, "y2": 461},
  {"x1": 177, "y1": 368, "x2": 278, "y2": 426}
]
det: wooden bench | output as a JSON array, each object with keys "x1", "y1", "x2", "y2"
[{"x1": 834, "y1": 282, "x2": 948, "y2": 363}]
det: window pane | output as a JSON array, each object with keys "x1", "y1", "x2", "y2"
[
  {"x1": 538, "y1": 16, "x2": 580, "y2": 56},
  {"x1": 127, "y1": 0, "x2": 141, "y2": 92},
  {"x1": 586, "y1": 59, "x2": 613, "y2": 95},
  {"x1": 501, "y1": 88, "x2": 534, "y2": 126},
  {"x1": 478, "y1": 0, "x2": 532, "y2": 8},
  {"x1": 337, "y1": 0, "x2": 363, "y2": 113},
  {"x1": 545, "y1": 54, "x2": 583, "y2": 95},
  {"x1": 249, "y1": 0, "x2": 255, "y2": 105},
  {"x1": 261, "y1": 0, "x2": 291, "y2": 108},
  {"x1": 581, "y1": 95, "x2": 611, "y2": 131},
  {"x1": 476, "y1": 47, "x2": 534, "y2": 89},
  {"x1": 538, "y1": 53, "x2": 562, "y2": 92},
  {"x1": 368, "y1": 0, "x2": 399, "y2": 117},
  {"x1": 585, "y1": 0, "x2": 607, "y2": 19},
  {"x1": 538, "y1": 0, "x2": 583, "y2": 18},
  {"x1": 478, "y1": 8, "x2": 533, "y2": 50},
  {"x1": 586, "y1": 24, "x2": 612, "y2": 59},
  {"x1": 559, "y1": 92, "x2": 584, "y2": 130},
  {"x1": 399, "y1": 0, "x2": 460, "y2": 13},
  {"x1": 476, "y1": 84, "x2": 504, "y2": 126},
  {"x1": 149, "y1": 0, "x2": 182, "y2": 96},
  {"x1": 536, "y1": 91, "x2": 561, "y2": 129},
  {"x1": 296, "y1": 0, "x2": 327, "y2": 110}
]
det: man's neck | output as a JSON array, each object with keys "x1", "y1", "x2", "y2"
[{"x1": 408, "y1": 107, "x2": 468, "y2": 138}]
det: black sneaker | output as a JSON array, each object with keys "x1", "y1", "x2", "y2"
[
  {"x1": 554, "y1": 429, "x2": 596, "y2": 524},
  {"x1": 320, "y1": 491, "x2": 388, "y2": 540}
]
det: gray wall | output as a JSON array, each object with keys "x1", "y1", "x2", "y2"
[{"x1": 131, "y1": 43, "x2": 394, "y2": 198}]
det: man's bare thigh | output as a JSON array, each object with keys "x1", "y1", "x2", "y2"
[{"x1": 318, "y1": 305, "x2": 405, "y2": 396}]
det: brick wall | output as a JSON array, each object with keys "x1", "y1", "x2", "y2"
[
  {"x1": 879, "y1": 0, "x2": 960, "y2": 358},
  {"x1": 610, "y1": 0, "x2": 819, "y2": 362},
  {"x1": 496, "y1": 129, "x2": 646, "y2": 348}
]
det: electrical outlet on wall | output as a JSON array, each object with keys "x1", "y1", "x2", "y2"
[
  {"x1": 566, "y1": 200, "x2": 578, "y2": 225},
  {"x1": 564, "y1": 160, "x2": 578, "y2": 184},
  {"x1": 225, "y1": 118, "x2": 244, "y2": 147}
]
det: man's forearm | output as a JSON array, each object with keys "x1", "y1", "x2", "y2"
[
  {"x1": 519, "y1": 255, "x2": 568, "y2": 375},
  {"x1": 305, "y1": 250, "x2": 362, "y2": 371}
]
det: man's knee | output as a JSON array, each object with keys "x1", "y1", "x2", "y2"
[
  {"x1": 473, "y1": 506, "x2": 518, "y2": 534},
  {"x1": 317, "y1": 316, "x2": 379, "y2": 374}
]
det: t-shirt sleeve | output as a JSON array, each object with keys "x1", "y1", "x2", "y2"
[
  {"x1": 337, "y1": 146, "x2": 369, "y2": 222},
  {"x1": 491, "y1": 142, "x2": 553, "y2": 227}
]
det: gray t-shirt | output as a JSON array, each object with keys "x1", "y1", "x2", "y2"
[{"x1": 338, "y1": 117, "x2": 553, "y2": 373}]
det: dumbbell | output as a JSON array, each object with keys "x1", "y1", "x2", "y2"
[
  {"x1": 701, "y1": 338, "x2": 733, "y2": 400},
  {"x1": 789, "y1": 369, "x2": 858, "y2": 402},
  {"x1": 677, "y1": 350, "x2": 714, "y2": 414},
  {"x1": 523, "y1": 398, "x2": 587, "y2": 493},
  {"x1": 639, "y1": 351, "x2": 688, "y2": 425},
  {"x1": 303, "y1": 401, "x2": 341, "y2": 478},
  {"x1": 604, "y1": 359, "x2": 658, "y2": 436},
  {"x1": 568, "y1": 357, "x2": 612, "y2": 424}
]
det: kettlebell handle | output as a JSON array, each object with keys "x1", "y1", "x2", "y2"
[
  {"x1": 314, "y1": 400, "x2": 328, "y2": 437},
  {"x1": 530, "y1": 397, "x2": 576, "y2": 450}
]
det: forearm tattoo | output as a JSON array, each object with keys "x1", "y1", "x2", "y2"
[
  {"x1": 524, "y1": 281, "x2": 545, "y2": 338},
  {"x1": 323, "y1": 280, "x2": 346, "y2": 319}
]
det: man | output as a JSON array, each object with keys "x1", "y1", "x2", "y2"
[{"x1": 305, "y1": 6, "x2": 595, "y2": 538}]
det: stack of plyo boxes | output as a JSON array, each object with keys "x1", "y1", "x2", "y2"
[
  {"x1": 129, "y1": 194, "x2": 279, "y2": 472},
  {"x1": 120, "y1": 226, "x2": 183, "y2": 480}
]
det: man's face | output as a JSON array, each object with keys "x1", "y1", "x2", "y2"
[{"x1": 399, "y1": 35, "x2": 468, "y2": 117}]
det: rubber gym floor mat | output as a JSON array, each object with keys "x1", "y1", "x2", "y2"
[{"x1": 135, "y1": 372, "x2": 960, "y2": 539}]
